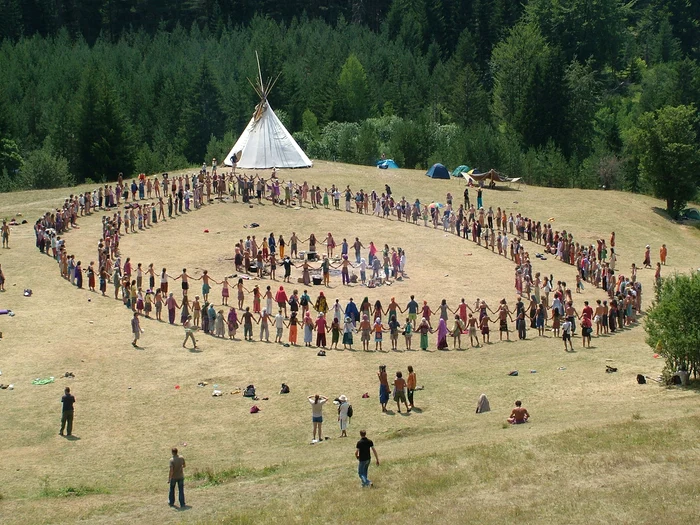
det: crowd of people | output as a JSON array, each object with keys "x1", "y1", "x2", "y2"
[
  {"x1": 31, "y1": 165, "x2": 657, "y2": 352},
  {"x1": 26, "y1": 164, "x2": 668, "y2": 495}
]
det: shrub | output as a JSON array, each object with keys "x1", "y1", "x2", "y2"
[
  {"x1": 645, "y1": 272, "x2": 700, "y2": 380},
  {"x1": 20, "y1": 145, "x2": 74, "y2": 189}
]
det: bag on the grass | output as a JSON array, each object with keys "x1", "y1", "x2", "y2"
[
  {"x1": 243, "y1": 384, "x2": 256, "y2": 397},
  {"x1": 280, "y1": 383, "x2": 290, "y2": 394},
  {"x1": 636, "y1": 374, "x2": 646, "y2": 384}
]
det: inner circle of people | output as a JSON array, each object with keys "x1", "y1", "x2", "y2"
[{"x1": 35, "y1": 163, "x2": 653, "y2": 353}]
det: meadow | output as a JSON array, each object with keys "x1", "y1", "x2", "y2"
[{"x1": 0, "y1": 161, "x2": 699, "y2": 524}]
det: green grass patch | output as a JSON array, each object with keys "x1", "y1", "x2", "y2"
[
  {"x1": 190, "y1": 464, "x2": 282, "y2": 487},
  {"x1": 39, "y1": 477, "x2": 109, "y2": 498}
]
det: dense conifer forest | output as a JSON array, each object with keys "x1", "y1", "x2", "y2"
[{"x1": 0, "y1": 0, "x2": 698, "y2": 211}]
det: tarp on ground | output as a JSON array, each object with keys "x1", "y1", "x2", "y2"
[
  {"x1": 425, "y1": 163, "x2": 450, "y2": 179},
  {"x1": 461, "y1": 168, "x2": 521, "y2": 184},
  {"x1": 451, "y1": 165, "x2": 470, "y2": 177},
  {"x1": 376, "y1": 159, "x2": 399, "y2": 169}
]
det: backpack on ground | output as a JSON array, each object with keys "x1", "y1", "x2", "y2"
[
  {"x1": 636, "y1": 374, "x2": 646, "y2": 384},
  {"x1": 280, "y1": 383, "x2": 290, "y2": 394},
  {"x1": 243, "y1": 384, "x2": 256, "y2": 397}
]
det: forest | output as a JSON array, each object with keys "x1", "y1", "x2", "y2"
[{"x1": 0, "y1": 0, "x2": 698, "y2": 213}]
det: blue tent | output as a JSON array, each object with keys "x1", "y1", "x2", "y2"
[
  {"x1": 425, "y1": 163, "x2": 450, "y2": 179},
  {"x1": 376, "y1": 159, "x2": 399, "y2": 169}
]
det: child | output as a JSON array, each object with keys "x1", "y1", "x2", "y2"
[
  {"x1": 576, "y1": 274, "x2": 584, "y2": 293},
  {"x1": 551, "y1": 308, "x2": 561, "y2": 337},
  {"x1": 403, "y1": 317, "x2": 413, "y2": 350},
  {"x1": 388, "y1": 315, "x2": 400, "y2": 351},
  {"x1": 373, "y1": 318, "x2": 386, "y2": 352}
]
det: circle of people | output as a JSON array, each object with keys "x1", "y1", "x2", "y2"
[{"x1": 32, "y1": 164, "x2": 660, "y2": 352}]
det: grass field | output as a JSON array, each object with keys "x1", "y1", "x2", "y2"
[{"x1": 0, "y1": 160, "x2": 699, "y2": 524}]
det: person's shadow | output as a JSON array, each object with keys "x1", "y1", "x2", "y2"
[{"x1": 65, "y1": 435, "x2": 81, "y2": 441}]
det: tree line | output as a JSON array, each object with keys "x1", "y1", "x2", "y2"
[{"x1": 0, "y1": 0, "x2": 698, "y2": 213}]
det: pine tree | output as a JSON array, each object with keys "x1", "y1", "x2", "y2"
[
  {"x1": 0, "y1": 0, "x2": 23, "y2": 40},
  {"x1": 75, "y1": 68, "x2": 134, "y2": 182},
  {"x1": 180, "y1": 59, "x2": 225, "y2": 163}
]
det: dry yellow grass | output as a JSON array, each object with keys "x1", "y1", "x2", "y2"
[{"x1": 0, "y1": 160, "x2": 699, "y2": 524}]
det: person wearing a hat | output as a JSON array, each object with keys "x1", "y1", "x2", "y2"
[
  {"x1": 643, "y1": 245, "x2": 652, "y2": 269},
  {"x1": 337, "y1": 395, "x2": 350, "y2": 437}
]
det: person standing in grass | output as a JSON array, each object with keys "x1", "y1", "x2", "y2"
[
  {"x1": 378, "y1": 365, "x2": 390, "y2": 412},
  {"x1": 59, "y1": 387, "x2": 75, "y2": 436},
  {"x1": 393, "y1": 371, "x2": 410, "y2": 413},
  {"x1": 406, "y1": 365, "x2": 417, "y2": 409},
  {"x1": 308, "y1": 394, "x2": 328, "y2": 443},
  {"x1": 338, "y1": 395, "x2": 350, "y2": 437},
  {"x1": 1, "y1": 219, "x2": 10, "y2": 248},
  {"x1": 131, "y1": 312, "x2": 143, "y2": 347},
  {"x1": 355, "y1": 430, "x2": 379, "y2": 488},
  {"x1": 168, "y1": 447, "x2": 186, "y2": 508}
]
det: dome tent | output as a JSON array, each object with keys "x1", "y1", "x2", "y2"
[{"x1": 425, "y1": 163, "x2": 450, "y2": 179}]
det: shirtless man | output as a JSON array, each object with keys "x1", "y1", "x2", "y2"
[
  {"x1": 174, "y1": 268, "x2": 198, "y2": 298},
  {"x1": 466, "y1": 313, "x2": 479, "y2": 347},
  {"x1": 289, "y1": 232, "x2": 299, "y2": 259},
  {"x1": 507, "y1": 400, "x2": 529, "y2": 424},
  {"x1": 498, "y1": 300, "x2": 513, "y2": 341},
  {"x1": 594, "y1": 300, "x2": 606, "y2": 336},
  {"x1": 565, "y1": 301, "x2": 579, "y2": 335}
]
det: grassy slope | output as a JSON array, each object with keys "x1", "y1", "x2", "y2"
[{"x1": 0, "y1": 160, "x2": 699, "y2": 524}]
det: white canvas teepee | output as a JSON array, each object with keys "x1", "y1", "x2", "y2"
[{"x1": 224, "y1": 54, "x2": 312, "y2": 169}]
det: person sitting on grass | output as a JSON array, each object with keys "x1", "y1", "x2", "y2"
[{"x1": 507, "y1": 400, "x2": 530, "y2": 424}]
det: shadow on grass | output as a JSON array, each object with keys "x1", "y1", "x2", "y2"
[{"x1": 65, "y1": 435, "x2": 81, "y2": 441}]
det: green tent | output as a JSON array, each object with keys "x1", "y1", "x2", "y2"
[{"x1": 451, "y1": 165, "x2": 470, "y2": 177}]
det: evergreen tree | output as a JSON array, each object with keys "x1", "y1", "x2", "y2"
[
  {"x1": 336, "y1": 54, "x2": 370, "y2": 122},
  {"x1": 0, "y1": 0, "x2": 23, "y2": 41},
  {"x1": 180, "y1": 59, "x2": 225, "y2": 163},
  {"x1": 75, "y1": 68, "x2": 134, "y2": 182}
]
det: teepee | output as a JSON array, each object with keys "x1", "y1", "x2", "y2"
[{"x1": 224, "y1": 54, "x2": 312, "y2": 169}]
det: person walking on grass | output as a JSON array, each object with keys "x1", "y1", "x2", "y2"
[
  {"x1": 338, "y1": 395, "x2": 350, "y2": 437},
  {"x1": 60, "y1": 387, "x2": 75, "y2": 436},
  {"x1": 182, "y1": 315, "x2": 197, "y2": 349},
  {"x1": 355, "y1": 430, "x2": 379, "y2": 488},
  {"x1": 308, "y1": 394, "x2": 328, "y2": 443},
  {"x1": 131, "y1": 312, "x2": 143, "y2": 347},
  {"x1": 168, "y1": 447, "x2": 186, "y2": 508}
]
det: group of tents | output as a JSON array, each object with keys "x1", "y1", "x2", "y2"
[{"x1": 421, "y1": 163, "x2": 522, "y2": 185}]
